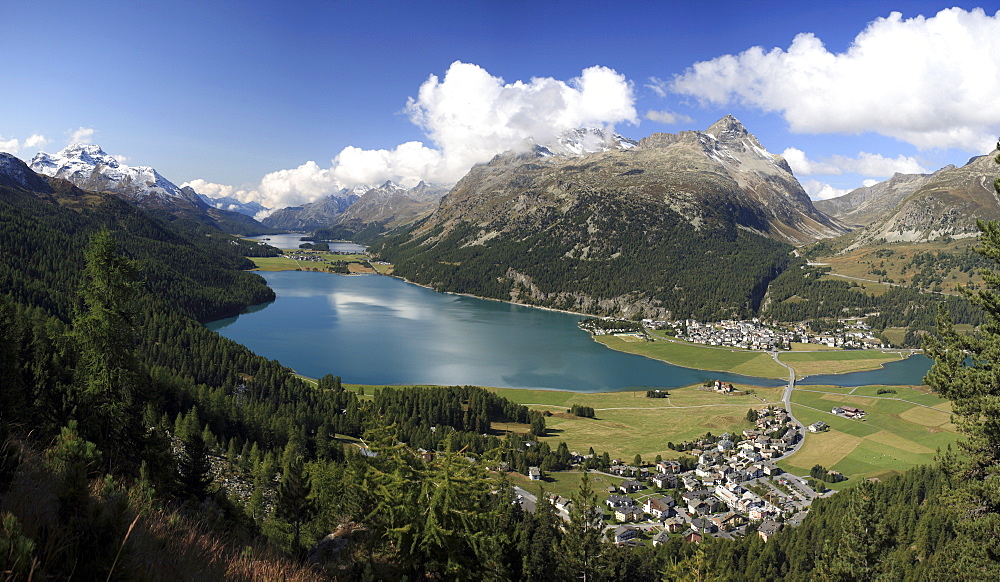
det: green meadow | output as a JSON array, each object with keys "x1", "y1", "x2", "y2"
[{"x1": 779, "y1": 385, "x2": 956, "y2": 486}]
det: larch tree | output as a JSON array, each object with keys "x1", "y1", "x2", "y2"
[{"x1": 924, "y1": 141, "x2": 1000, "y2": 575}]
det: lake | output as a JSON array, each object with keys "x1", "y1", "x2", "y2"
[
  {"x1": 206, "y1": 272, "x2": 933, "y2": 391},
  {"x1": 249, "y1": 234, "x2": 366, "y2": 253}
]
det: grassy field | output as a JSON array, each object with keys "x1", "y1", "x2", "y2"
[
  {"x1": 249, "y1": 253, "x2": 375, "y2": 273},
  {"x1": 338, "y1": 378, "x2": 954, "y2": 488},
  {"x1": 778, "y1": 350, "x2": 907, "y2": 378},
  {"x1": 595, "y1": 333, "x2": 788, "y2": 379},
  {"x1": 778, "y1": 384, "x2": 957, "y2": 486},
  {"x1": 492, "y1": 384, "x2": 785, "y2": 460}
]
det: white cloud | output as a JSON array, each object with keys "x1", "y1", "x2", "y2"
[
  {"x1": 802, "y1": 179, "x2": 850, "y2": 201},
  {"x1": 0, "y1": 133, "x2": 50, "y2": 155},
  {"x1": 672, "y1": 8, "x2": 1000, "y2": 152},
  {"x1": 0, "y1": 136, "x2": 20, "y2": 154},
  {"x1": 23, "y1": 134, "x2": 49, "y2": 149},
  {"x1": 781, "y1": 147, "x2": 929, "y2": 177},
  {"x1": 68, "y1": 127, "x2": 95, "y2": 145},
  {"x1": 205, "y1": 61, "x2": 640, "y2": 212},
  {"x1": 862, "y1": 179, "x2": 880, "y2": 187},
  {"x1": 404, "y1": 61, "x2": 638, "y2": 184},
  {"x1": 645, "y1": 110, "x2": 694, "y2": 125}
]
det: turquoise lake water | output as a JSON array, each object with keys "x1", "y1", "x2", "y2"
[{"x1": 206, "y1": 272, "x2": 932, "y2": 392}]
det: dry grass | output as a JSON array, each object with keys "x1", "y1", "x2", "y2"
[{"x1": 0, "y1": 438, "x2": 322, "y2": 582}]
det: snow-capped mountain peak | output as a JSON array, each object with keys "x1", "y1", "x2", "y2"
[
  {"x1": 30, "y1": 143, "x2": 187, "y2": 202},
  {"x1": 535, "y1": 127, "x2": 638, "y2": 157}
]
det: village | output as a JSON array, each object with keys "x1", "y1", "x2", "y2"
[
  {"x1": 646, "y1": 317, "x2": 886, "y2": 350},
  {"x1": 524, "y1": 404, "x2": 821, "y2": 547}
]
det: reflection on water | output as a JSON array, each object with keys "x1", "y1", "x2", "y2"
[
  {"x1": 205, "y1": 272, "x2": 787, "y2": 392},
  {"x1": 205, "y1": 272, "x2": 930, "y2": 391}
]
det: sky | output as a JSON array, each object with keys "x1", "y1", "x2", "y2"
[{"x1": 2, "y1": 1, "x2": 999, "y2": 211}]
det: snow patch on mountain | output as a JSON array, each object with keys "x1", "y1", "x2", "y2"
[
  {"x1": 30, "y1": 144, "x2": 186, "y2": 201},
  {"x1": 0, "y1": 152, "x2": 53, "y2": 193},
  {"x1": 535, "y1": 128, "x2": 637, "y2": 157}
]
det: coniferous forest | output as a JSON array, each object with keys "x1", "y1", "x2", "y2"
[{"x1": 2, "y1": 155, "x2": 1000, "y2": 580}]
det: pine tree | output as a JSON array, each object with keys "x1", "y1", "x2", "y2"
[
  {"x1": 275, "y1": 455, "x2": 315, "y2": 552},
  {"x1": 560, "y1": 470, "x2": 606, "y2": 581},
  {"x1": 178, "y1": 432, "x2": 213, "y2": 500},
  {"x1": 72, "y1": 228, "x2": 143, "y2": 468}
]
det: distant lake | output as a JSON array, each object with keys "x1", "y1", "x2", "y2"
[
  {"x1": 206, "y1": 272, "x2": 932, "y2": 392},
  {"x1": 250, "y1": 234, "x2": 366, "y2": 253}
]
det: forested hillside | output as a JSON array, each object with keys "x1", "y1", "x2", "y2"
[{"x1": 375, "y1": 194, "x2": 794, "y2": 322}]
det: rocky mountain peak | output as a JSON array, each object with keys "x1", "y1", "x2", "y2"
[
  {"x1": 706, "y1": 114, "x2": 746, "y2": 137},
  {"x1": 0, "y1": 152, "x2": 53, "y2": 193}
]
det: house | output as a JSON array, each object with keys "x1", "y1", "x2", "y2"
[
  {"x1": 651, "y1": 473, "x2": 678, "y2": 489},
  {"x1": 528, "y1": 467, "x2": 542, "y2": 480},
  {"x1": 758, "y1": 519, "x2": 782, "y2": 542},
  {"x1": 606, "y1": 495, "x2": 634, "y2": 509},
  {"x1": 663, "y1": 516, "x2": 686, "y2": 533},
  {"x1": 808, "y1": 421, "x2": 828, "y2": 433},
  {"x1": 832, "y1": 407, "x2": 845, "y2": 415},
  {"x1": 613, "y1": 525, "x2": 639, "y2": 545},
  {"x1": 620, "y1": 480, "x2": 644, "y2": 493},
  {"x1": 614, "y1": 505, "x2": 643, "y2": 522},
  {"x1": 644, "y1": 496, "x2": 676, "y2": 519},
  {"x1": 684, "y1": 531, "x2": 704, "y2": 544},
  {"x1": 712, "y1": 511, "x2": 746, "y2": 531},
  {"x1": 657, "y1": 460, "x2": 682, "y2": 474},
  {"x1": 552, "y1": 496, "x2": 573, "y2": 512},
  {"x1": 690, "y1": 518, "x2": 718, "y2": 534},
  {"x1": 652, "y1": 530, "x2": 672, "y2": 546}
]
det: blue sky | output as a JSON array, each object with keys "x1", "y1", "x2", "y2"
[{"x1": 2, "y1": 1, "x2": 998, "y2": 209}]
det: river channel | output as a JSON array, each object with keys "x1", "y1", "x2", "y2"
[{"x1": 206, "y1": 270, "x2": 932, "y2": 392}]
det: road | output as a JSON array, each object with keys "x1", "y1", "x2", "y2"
[{"x1": 771, "y1": 351, "x2": 806, "y2": 458}]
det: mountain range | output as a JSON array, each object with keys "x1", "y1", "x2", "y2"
[
  {"x1": 28, "y1": 144, "x2": 273, "y2": 235},
  {"x1": 816, "y1": 151, "x2": 1000, "y2": 249}
]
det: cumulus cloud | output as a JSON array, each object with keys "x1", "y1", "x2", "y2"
[
  {"x1": 802, "y1": 179, "x2": 851, "y2": 201},
  {"x1": 0, "y1": 137, "x2": 19, "y2": 154},
  {"x1": 645, "y1": 110, "x2": 694, "y2": 125},
  {"x1": 181, "y1": 178, "x2": 256, "y2": 201},
  {"x1": 672, "y1": 8, "x2": 1000, "y2": 152},
  {"x1": 781, "y1": 147, "x2": 929, "y2": 177},
  {"x1": 23, "y1": 134, "x2": 49, "y2": 149},
  {"x1": 68, "y1": 127, "x2": 95, "y2": 145},
  {"x1": 0, "y1": 133, "x2": 50, "y2": 155},
  {"x1": 196, "y1": 61, "x2": 639, "y2": 212}
]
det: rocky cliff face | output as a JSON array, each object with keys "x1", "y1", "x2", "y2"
[
  {"x1": 814, "y1": 173, "x2": 932, "y2": 227},
  {"x1": 842, "y1": 151, "x2": 1000, "y2": 249}
]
